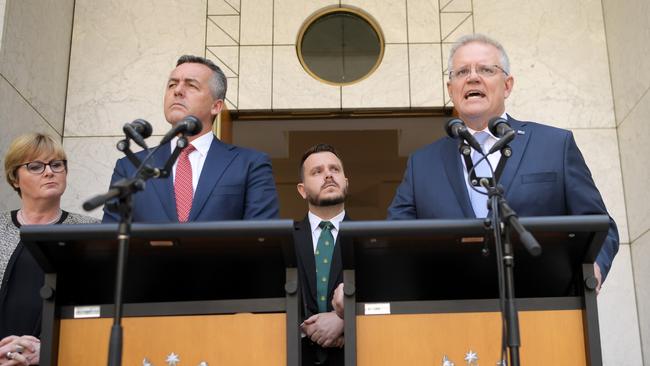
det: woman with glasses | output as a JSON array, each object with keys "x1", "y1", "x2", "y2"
[{"x1": 0, "y1": 133, "x2": 98, "y2": 365}]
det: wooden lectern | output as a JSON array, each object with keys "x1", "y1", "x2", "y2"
[
  {"x1": 21, "y1": 220, "x2": 300, "y2": 366},
  {"x1": 340, "y1": 215, "x2": 608, "y2": 366}
]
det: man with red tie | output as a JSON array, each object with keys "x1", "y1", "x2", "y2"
[{"x1": 103, "y1": 55, "x2": 279, "y2": 223}]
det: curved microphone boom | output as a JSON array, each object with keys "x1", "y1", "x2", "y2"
[
  {"x1": 487, "y1": 117, "x2": 516, "y2": 154},
  {"x1": 159, "y1": 115, "x2": 203, "y2": 145},
  {"x1": 445, "y1": 118, "x2": 483, "y2": 152},
  {"x1": 122, "y1": 119, "x2": 153, "y2": 149}
]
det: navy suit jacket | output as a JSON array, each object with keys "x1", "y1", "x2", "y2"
[
  {"x1": 102, "y1": 137, "x2": 279, "y2": 223},
  {"x1": 388, "y1": 116, "x2": 619, "y2": 280}
]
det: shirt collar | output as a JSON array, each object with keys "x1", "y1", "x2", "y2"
[
  {"x1": 170, "y1": 132, "x2": 214, "y2": 155},
  {"x1": 308, "y1": 210, "x2": 346, "y2": 233},
  {"x1": 466, "y1": 112, "x2": 508, "y2": 139}
]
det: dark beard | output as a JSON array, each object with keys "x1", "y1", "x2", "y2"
[{"x1": 307, "y1": 191, "x2": 346, "y2": 207}]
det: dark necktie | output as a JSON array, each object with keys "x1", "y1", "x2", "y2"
[{"x1": 315, "y1": 221, "x2": 335, "y2": 313}]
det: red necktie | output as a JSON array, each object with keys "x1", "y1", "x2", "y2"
[{"x1": 174, "y1": 144, "x2": 196, "y2": 222}]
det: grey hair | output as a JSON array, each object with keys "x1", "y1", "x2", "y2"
[
  {"x1": 176, "y1": 55, "x2": 228, "y2": 101},
  {"x1": 447, "y1": 34, "x2": 510, "y2": 75}
]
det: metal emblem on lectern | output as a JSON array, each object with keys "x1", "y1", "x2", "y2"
[
  {"x1": 141, "y1": 354, "x2": 208, "y2": 366},
  {"x1": 464, "y1": 350, "x2": 479, "y2": 366},
  {"x1": 441, "y1": 354, "x2": 455, "y2": 366},
  {"x1": 166, "y1": 353, "x2": 180, "y2": 366},
  {"x1": 439, "y1": 350, "x2": 506, "y2": 365}
]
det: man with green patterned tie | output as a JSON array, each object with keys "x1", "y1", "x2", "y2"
[{"x1": 294, "y1": 144, "x2": 349, "y2": 366}]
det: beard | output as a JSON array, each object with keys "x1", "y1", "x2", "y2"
[{"x1": 306, "y1": 187, "x2": 347, "y2": 207}]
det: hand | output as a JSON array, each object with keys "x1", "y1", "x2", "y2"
[
  {"x1": 0, "y1": 335, "x2": 40, "y2": 366},
  {"x1": 300, "y1": 312, "x2": 344, "y2": 348},
  {"x1": 594, "y1": 263, "x2": 602, "y2": 295},
  {"x1": 332, "y1": 335, "x2": 345, "y2": 348},
  {"x1": 331, "y1": 283, "x2": 344, "y2": 318}
]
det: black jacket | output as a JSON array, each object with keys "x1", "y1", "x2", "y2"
[
  {"x1": 0, "y1": 211, "x2": 49, "y2": 338},
  {"x1": 294, "y1": 215, "x2": 349, "y2": 366}
]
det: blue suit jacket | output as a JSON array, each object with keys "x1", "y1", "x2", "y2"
[
  {"x1": 102, "y1": 137, "x2": 279, "y2": 223},
  {"x1": 388, "y1": 116, "x2": 619, "y2": 280}
]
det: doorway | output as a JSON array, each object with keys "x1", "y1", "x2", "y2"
[{"x1": 232, "y1": 113, "x2": 449, "y2": 220}]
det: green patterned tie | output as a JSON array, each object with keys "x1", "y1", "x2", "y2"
[{"x1": 315, "y1": 221, "x2": 335, "y2": 313}]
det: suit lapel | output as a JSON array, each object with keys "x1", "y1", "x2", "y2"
[
  {"x1": 295, "y1": 217, "x2": 318, "y2": 306},
  {"x1": 498, "y1": 117, "x2": 531, "y2": 194},
  {"x1": 327, "y1": 214, "x2": 348, "y2": 298},
  {"x1": 441, "y1": 139, "x2": 475, "y2": 217},
  {"x1": 149, "y1": 144, "x2": 177, "y2": 221},
  {"x1": 189, "y1": 138, "x2": 238, "y2": 221}
]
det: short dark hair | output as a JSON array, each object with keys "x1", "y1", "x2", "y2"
[
  {"x1": 299, "y1": 143, "x2": 344, "y2": 181},
  {"x1": 176, "y1": 55, "x2": 227, "y2": 100}
]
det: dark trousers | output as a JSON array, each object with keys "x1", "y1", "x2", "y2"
[{"x1": 301, "y1": 338, "x2": 344, "y2": 366}]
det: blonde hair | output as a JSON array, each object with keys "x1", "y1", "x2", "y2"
[{"x1": 4, "y1": 133, "x2": 67, "y2": 195}]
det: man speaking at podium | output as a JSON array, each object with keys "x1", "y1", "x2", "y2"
[
  {"x1": 387, "y1": 34, "x2": 619, "y2": 290},
  {"x1": 102, "y1": 55, "x2": 279, "y2": 223}
]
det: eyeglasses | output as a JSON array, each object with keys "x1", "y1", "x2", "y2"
[
  {"x1": 449, "y1": 64, "x2": 508, "y2": 80},
  {"x1": 19, "y1": 160, "x2": 67, "y2": 174}
]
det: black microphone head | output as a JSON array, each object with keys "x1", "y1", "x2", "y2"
[
  {"x1": 180, "y1": 115, "x2": 203, "y2": 136},
  {"x1": 132, "y1": 119, "x2": 153, "y2": 139},
  {"x1": 488, "y1": 116, "x2": 509, "y2": 137},
  {"x1": 445, "y1": 118, "x2": 465, "y2": 138}
]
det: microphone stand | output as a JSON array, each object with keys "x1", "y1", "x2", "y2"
[
  {"x1": 480, "y1": 158, "x2": 541, "y2": 366},
  {"x1": 83, "y1": 135, "x2": 190, "y2": 366}
]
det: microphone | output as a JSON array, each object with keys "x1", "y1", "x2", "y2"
[
  {"x1": 445, "y1": 118, "x2": 483, "y2": 152},
  {"x1": 122, "y1": 119, "x2": 153, "y2": 149},
  {"x1": 487, "y1": 117, "x2": 516, "y2": 154},
  {"x1": 159, "y1": 115, "x2": 203, "y2": 145}
]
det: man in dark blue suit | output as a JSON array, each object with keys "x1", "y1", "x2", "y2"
[
  {"x1": 388, "y1": 34, "x2": 618, "y2": 290},
  {"x1": 103, "y1": 55, "x2": 279, "y2": 223}
]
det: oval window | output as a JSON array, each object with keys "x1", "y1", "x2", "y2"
[{"x1": 297, "y1": 8, "x2": 384, "y2": 85}]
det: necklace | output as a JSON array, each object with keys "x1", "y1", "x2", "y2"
[{"x1": 17, "y1": 208, "x2": 63, "y2": 226}]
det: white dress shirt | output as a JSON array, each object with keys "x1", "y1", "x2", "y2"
[
  {"x1": 307, "y1": 210, "x2": 346, "y2": 253},
  {"x1": 171, "y1": 132, "x2": 213, "y2": 193},
  {"x1": 460, "y1": 113, "x2": 507, "y2": 192}
]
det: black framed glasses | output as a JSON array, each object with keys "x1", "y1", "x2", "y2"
[
  {"x1": 19, "y1": 160, "x2": 67, "y2": 174},
  {"x1": 449, "y1": 64, "x2": 508, "y2": 80}
]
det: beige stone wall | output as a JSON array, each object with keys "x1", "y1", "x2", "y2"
[
  {"x1": 207, "y1": 0, "x2": 453, "y2": 110},
  {"x1": 0, "y1": 0, "x2": 644, "y2": 363},
  {"x1": 0, "y1": 0, "x2": 75, "y2": 211},
  {"x1": 603, "y1": 0, "x2": 650, "y2": 362},
  {"x1": 0, "y1": 0, "x2": 6, "y2": 50}
]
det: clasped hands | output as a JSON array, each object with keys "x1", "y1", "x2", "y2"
[
  {"x1": 300, "y1": 311, "x2": 344, "y2": 348},
  {"x1": 0, "y1": 335, "x2": 40, "y2": 366}
]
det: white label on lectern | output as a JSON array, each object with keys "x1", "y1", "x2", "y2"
[
  {"x1": 74, "y1": 306, "x2": 100, "y2": 318},
  {"x1": 364, "y1": 303, "x2": 391, "y2": 315}
]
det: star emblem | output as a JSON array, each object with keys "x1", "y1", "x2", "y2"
[
  {"x1": 166, "y1": 352, "x2": 180, "y2": 366},
  {"x1": 442, "y1": 354, "x2": 455, "y2": 366},
  {"x1": 464, "y1": 350, "x2": 478, "y2": 365}
]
